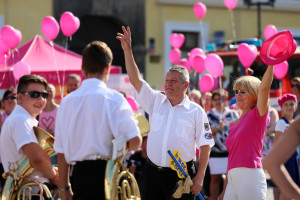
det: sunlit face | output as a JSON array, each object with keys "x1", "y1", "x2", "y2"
[
  {"x1": 189, "y1": 93, "x2": 201, "y2": 105},
  {"x1": 18, "y1": 83, "x2": 47, "y2": 118},
  {"x1": 66, "y1": 78, "x2": 80, "y2": 94},
  {"x1": 291, "y1": 81, "x2": 300, "y2": 97},
  {"x1": 234, "y1": 89, "x2": 255, "y2": 110},
  {"x1": 46, "y1": 85, "x2": 55, "y2": 100},
  {"x1": 3, "y1": 92, "x2": 17, "y2": 115},
  {"x1": 164, "y1": 71, "x2": 187, "y2": 99},
  {"x1": 212, "y1": 94, "x2": 227, "y2": 110},
  {"x1": 281, "y1": 100, "x2": 297, "y2": 116}
]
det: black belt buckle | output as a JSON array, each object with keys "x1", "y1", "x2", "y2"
[{"x1": 147, "y1": 158, "x2": 169, "y2": 171}]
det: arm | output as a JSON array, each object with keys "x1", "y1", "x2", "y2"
[
  {"x1": 190, "y1": 145, "x2": 210, "y2": 195},
  {"x1": 263, "y1": 117, "x2": 300, "y2": 199},
  {"x1": 217, "y1": 175, "x2": 228, "y2": 200},
  {"x1": 127, "y1": 135, "x2": 142, "y2": 151},
  {"x1": 58, "y1": 153, "x2": 73, "y2": 200},
  {"x1": 273, "y1": 131, "x2": 283, "y2": 144},
  {"x1": 257, "y1": 65, "x2": 274, "y2": 117},
  {"x1": 117, "y1": 26, "x2": 143, "y2": 93},
  {"x1": 265, "y1": 109, "x2": 279, "y2": 135},
  {"x1": 22, "y1": 143, "x2": 58, "y2": 185}
]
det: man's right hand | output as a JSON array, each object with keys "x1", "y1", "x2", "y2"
[
  {"x1": 116, "y1": 26, "x2": 132, "y2": 52},
  {"x1": 50, "y1": 166, "x2": 59, "y2": 186}
]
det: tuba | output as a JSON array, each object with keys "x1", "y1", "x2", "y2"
[
  {"x1": 2, "y1": 126, "x2": 57, "y2": 200},
  {"x1": 105, "y1": 111, "x2": 150, "y2": 200}
]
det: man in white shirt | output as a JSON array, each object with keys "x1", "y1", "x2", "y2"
[
  {"x1": 54, "y1": 41, "x2": 142, "y2": 200},
  {"x1": 0, "y1": 75, "x2": 59, "y2": 196},
  {"x1": 117, "y1": 26, "x2": 214, "y2": 200}
]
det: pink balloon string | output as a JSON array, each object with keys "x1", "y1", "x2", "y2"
[
  {"x1": 61, "y1": 37, "x2": 69, "y2": 98},
  {"x1": 50, "y1": 41, "x2": 64, "y2": 100},
  {"x1": 0, "y1": 54, "x2": 8, "y2": 88}
]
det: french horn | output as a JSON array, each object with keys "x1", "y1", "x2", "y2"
[
  {"x1": 105, "y1": 111, "x2": 150, "y2": 200},
  {"x1": 1, "y1": 126, "x2": 56, "y2": 200}
]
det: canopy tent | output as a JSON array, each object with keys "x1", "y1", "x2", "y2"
[{"x1": 0, "y1": 35, "x2": 121, "y2": 89}]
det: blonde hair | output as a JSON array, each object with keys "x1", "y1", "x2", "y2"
[
  {"x1": 190, "y1": 89, "x2": 201, "y2": 99},
  {"x1": 292, "y1": 77, "x2": 300, "y2": 84},
  {"x1": 233, "y1": 76, "x2": 261, "y2": 103}
]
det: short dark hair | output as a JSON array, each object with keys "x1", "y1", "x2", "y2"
[
  {"x1": 67, "y1": 73, "x2": 81, "y2": 83},
  {"x1": 17, "y1": 75, "x2": 48, "y2": 93},
  {"x1": 82, "y1": 41, "x2": 113, "y2": 75}
]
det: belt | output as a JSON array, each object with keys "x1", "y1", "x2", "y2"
[{"x1": 147, "y1": 158, "x2": 172, "y2": 171}]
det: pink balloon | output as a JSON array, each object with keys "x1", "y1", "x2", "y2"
[
  {"x1": 199, "y1": 74, "x2": 214, "y2": 93},
  {"x1": 170, "y1": 33, "x2": 185, "y2": 49},
  {"x1": 177, "y1": 58, "x2": 191, "y2": 72},
  {"x1": 194, "y1": 2, "x2": 207, "y2": 19},
  {"x1": 13, "y1": 61, "x2": 31, "y2": 81},
  {"x1": 205, "y1": 53, "x2": 224, "y2": 77},
  {"x1": 0, "y1": 36, "x2": 10, "y2": 54},
  {"x1": 292, "y1": 39, "x2": 297, "y2": 54},
  {"x1": 264, "y1": 25, "x2": 277, "y2": 40},
  {"x1": 42, "y1": 16, "x2": 60, "y2": 40},
  {"x1": 169, "y1": 48, "x2": 181, "y2": 64},
  {"x1": 1, "y1": 25, "x2": 22, "y2": 49},
  {"x1": 237, "y1": 43, "x2": 257, "y2": 68},
  {"x1": 188, "y1": 48, "x2": 205, "y2": 63},
  {"x1": 274, "y1": 61, "x2": 288, "y2": 80},
  {"x1": 60, "y1": 11, "x2": 80, "y2": 37},
  {"x1": 191, "y1": 54, "x2": 206, "y2": 73},
  {"x1": 224, "y1": 0, "x2": 238, "y2": 10},
  {"x1": 126, "y1": 96, "x2": 139, "y2": 111}
]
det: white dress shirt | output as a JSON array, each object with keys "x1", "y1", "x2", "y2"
[
  {"x1": 135, "y1": 81, "x2": 214, "y2": 167},
  {"x1": 54, "y1": 78, "x2": 140, "y2": 164}
]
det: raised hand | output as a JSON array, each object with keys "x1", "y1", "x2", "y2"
[{"x1": 116, "y1": 26, "x2": 132, "y2": 52}]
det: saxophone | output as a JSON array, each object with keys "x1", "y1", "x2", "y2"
[
  {"x1": 1, "y1": 126, "x2": 56, "y2": 200},
  {"x1": 105, "y1": 111, "x2": 150, "y2": 200}
]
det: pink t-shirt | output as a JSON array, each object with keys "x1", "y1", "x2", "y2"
[
  {"x1": 38, "y1": 107, "x2": 58, "y2": 136},
  {"x1": 225, "y1": 106, "x2": 269, "y2": 172}
]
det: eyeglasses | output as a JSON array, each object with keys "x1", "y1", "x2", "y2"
[
  {"x1": 234, "y1": 90, "x2": 247, "y2": 95},
  {"x1": 291, "y1": 84, "x2": 300, "y2": 88},
  {"x1": 212, "y1": 98, "x2": 222, "y2": 101},
  {"x1": 4, "y1": 95, "x2": 17, "y2": 100},
  {"x1": 21, "y1": 91, "x2": 49, "y2": 99}
]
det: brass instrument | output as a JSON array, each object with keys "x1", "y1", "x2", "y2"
[
  {"x1": 2, "y1": 126, "x2": 56, "y2": 200},
  {"x1": 105, "y1": 111, "x2": 150, "y2": 200}
]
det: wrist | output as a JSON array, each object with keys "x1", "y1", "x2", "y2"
[{"x1": 60, "y1": 184, "x2": 71, "y2": 191}]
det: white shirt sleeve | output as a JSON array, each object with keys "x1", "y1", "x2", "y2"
[
  {"x1": 275, "y1": 119, "x2": 288, "y2": 133},
  {"x1": 195, "y1": 108, "x2": 215, "y2": 148},
  {"x1": 54, "y1": 106, "x2": 64, "y2": 153},
  {"x1": 135, "y1": 81, "x2": 160, "y2": 115},
  {"x1": 11, "y1": 115, "x2": 38, "y2": 153}
]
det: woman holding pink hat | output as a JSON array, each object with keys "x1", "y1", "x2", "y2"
[
  {"x1": 268, "y1": 94, "x2": 300, "y2": 199},
  {"x1": 217, "y1": 64, "x2": 274, "y2": 200}
]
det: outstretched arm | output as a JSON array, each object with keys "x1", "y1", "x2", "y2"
[
  {"x1": 257, "y1": 65, "x2": 274, "y2": 117},
  {"x1": 263, "y1": 116, "x2": 300, "y2": 199},
  {"x1": 116, "y1": 26, "x2": 143, "y2": 93}
]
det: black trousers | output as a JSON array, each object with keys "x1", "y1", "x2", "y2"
[
  {"x1": 72, "y1": 159, "x2": 107, "y2": 200},
  {"x1": 142, "y1": 158, "x2": 197, "y2": 200}
]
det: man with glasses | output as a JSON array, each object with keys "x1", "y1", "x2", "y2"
[
  {"x1": 291, "y1": 77, "x2": 300, "y2": 117},
  {"x1": 0, "y1": 75, "x2": 59, "y2": 195}
]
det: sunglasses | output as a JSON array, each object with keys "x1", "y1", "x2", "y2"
[
  {"x1": 291, "y1": 84, "x2": 300, "y2": 88},
  {"x1": 21, "y1": 91, "x2": 49, "y2": 99},
  {"x1": 234, "y1": 90, "x2": 247, "y2": 95},
  {"x1": 4, "y1": 95, "x2": 17, "y2": 100}
]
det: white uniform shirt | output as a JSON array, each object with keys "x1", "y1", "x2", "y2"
[
  {"x1": 0, "y1": 105, "x2": 39, "y2": 172},
  {"x1": 275, "y1": 118, "x2": 290, "y2": 133},
  {"x1": 135, "y1": 81, "x2": 214, "y2": 167},
  {"x1": 54, "y1": 78, "x2": 140, "y2": 164}
]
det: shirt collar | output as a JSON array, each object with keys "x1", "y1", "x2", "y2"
[
  {"x1": 161, "y1": 95, "x2": 190, "y2": 109},
  {"x1": 15, "y1": 105, "x2": 38, "y2": 123},
  {"x1": 81, "y1": 78, "x2": 107, "y2": 88}
]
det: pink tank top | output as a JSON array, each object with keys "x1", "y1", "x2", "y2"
[
  {"x1": 225, "y1": 106, "x2": 269, "y2": 172},
  {"x1": 38, "y1": 107, "x2": 58, "y2": 136}
]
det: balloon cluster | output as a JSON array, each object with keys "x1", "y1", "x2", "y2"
[
  {"x1": 0, "y1": 25, "x2": 22, "y2": 64},
  {"x1": 41, "y1": 11, "x2": 80, "y2": 41}
]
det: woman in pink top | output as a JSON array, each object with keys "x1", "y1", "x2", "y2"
[
  {"x1": 38, "y1": 84, "x2": 59, "y2": 136},
  {"x1": 218, "y1": 65, "x2": 274, "y2": 200}
]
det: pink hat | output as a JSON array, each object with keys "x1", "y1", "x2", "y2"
[
  {"x1": 260, "y1": 30, "x2": 296, "y2": 65},
  {"x1": 278, "y1": 93, "x2": 297, "y2": 107}
]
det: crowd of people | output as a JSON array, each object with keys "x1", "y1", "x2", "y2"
[{"x1": 0, "y1": 25, "x2": 299, "y2": 200}]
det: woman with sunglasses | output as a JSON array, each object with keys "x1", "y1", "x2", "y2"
[
  {"x1": 218, "y1": 65, "x2": 274, "y2": 200},
  {"x1": 0, "y1": 89, "x2": 17, "y2": 190}
]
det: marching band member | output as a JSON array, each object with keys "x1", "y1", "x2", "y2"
[
  {"x1": 54, "y1": 41, "x2": 142, "y2": 200},
  {"x1": 0, "y1": 75, "x2": 59, "y2": 193},
  {"x1": 117, "y1": 26, "x2": 214, "y2": 200}
]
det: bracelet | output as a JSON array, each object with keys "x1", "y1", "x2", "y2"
[{"x1": 60, "y1": 184, "x2": 71, "y2": 191}]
